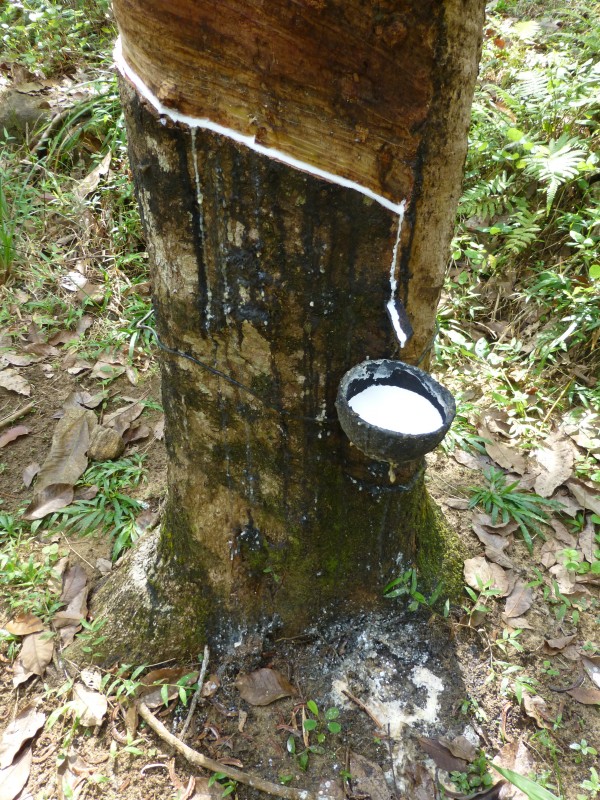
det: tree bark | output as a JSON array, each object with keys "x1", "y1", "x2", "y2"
[{"x1": 83, "y1": 0, "x2": 485, "y2": 664}]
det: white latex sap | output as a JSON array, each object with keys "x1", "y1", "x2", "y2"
[{"x1": 349, "y1": 385, "x2": 442, "y2": 434}]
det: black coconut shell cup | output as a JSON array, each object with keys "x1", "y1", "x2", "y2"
[{"x1": 335, "y1": 359, "x2": 456, "y2": 464}]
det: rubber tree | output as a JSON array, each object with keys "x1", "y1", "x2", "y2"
[{"x1": 88, "y1": 0, "x2": 486, "y2": 663}]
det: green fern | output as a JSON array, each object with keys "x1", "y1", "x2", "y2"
[
  {"x1": 460, "y1": 172, "x2": 516, "y2": 221},
  {"x1": 521, "y1": 134, "x2": 588, "y2": 211}
]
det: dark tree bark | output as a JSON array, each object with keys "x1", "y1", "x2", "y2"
[{"x1": 83, "y1": 0, "x2": 485, "y2": 664}]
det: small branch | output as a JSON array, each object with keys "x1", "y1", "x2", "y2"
[
  {"x1": 0, "y1": 402, "x2": 35, "y2": 430},
  {"x1": 341, "y1": 689, "x2": 384, "y2": 730},
  {"x1": 137, "y1": 701, "x2": 315, "y2": 800},
  {"x1": 179, "y1": 644, "x2": 209, "y2": 740}
]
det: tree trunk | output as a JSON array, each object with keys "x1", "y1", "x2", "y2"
[{"x1": 84, "y1": 0, "x2": 485, "y2": 664}]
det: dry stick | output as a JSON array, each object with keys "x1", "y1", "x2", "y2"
[
  {"x1": 137, "y1": 701, "x2": 315, "y2": 800},
  {"x1": 341, "y1": 689, "x2": 384, "y2": 731},
  {"x1": 179, "y1": 644, "x2": 210, "y2": 740},
  {"x1": 0, "y1": 401, "x2": 35, "y2": 431}
]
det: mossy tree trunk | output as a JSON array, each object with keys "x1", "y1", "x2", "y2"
[{"x1": 87, "y1": 0, "x2": 485, "y2": 664}]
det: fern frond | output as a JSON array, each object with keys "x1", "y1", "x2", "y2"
[
  {"x1": 460, "y1": 172, "x2": 516, "y2": 221},
  {"x1": 523, "y1": 134, "x2": 588, "y2": 211}
]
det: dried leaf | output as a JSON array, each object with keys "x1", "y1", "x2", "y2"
[
  {"x1": 566, "y1": 686, "x2": 600, "y2": 705},
  {"x1": 501, "y1": 615, "x2": 534, "y2": 630},
  {"x1": 19, "y1": 632, "x2": 54, "y2": 676},
  {"x1": 60, "y1": 564, "x2": 87, "y2": 605},
  {"x1": 444, "y1": 497, "x2": 471, "y2": 509},
  {"x1": 522, "y1": 694, "x2": 552, "y2": 728},
  {"x1": 402, "y1": 760, "x2": 438, "y2": 800},
  {"x1": 22, "y1": 463, "x2": 40, "y2": 488},
  {"x1": 0, "y1": 706, "x2": 46, "y2": 769},
  {"x1": 234, "y1": 668, "x2": 297, "y2": 706},
  {"x1": 472, "y1": 516, "x2": 512, "y2": 550},
  {"x1": 548, "y1": 564, "x2": 577, "y2": 595},
  {"x1": 464, "y1": 556, "x2": 509, "y2": 596},
  {"x1": 139, "y1": 668, "x2": 199, "y2": 708},
  {"x1": 122, "y1": 422, "x2": 150, "y2": 444},
  {"x1": 479, "y1": 419, "x2": 526, "y2": 474},
  {"x1": 35, "y1": 407, "x2": 96, "y2": 493},
  {"x1": 4, "y1": 614, "x2": 44, "y2": 636},
  {"x1": 104, "y1": 402, "x2": 144, "y2": 436},
  {"x1": 154, "y1": 416, "x2": 165, "y2": 440},
  {"x1": 486, "y1": 547, "x2": 514, "y2": 569},
  {"x1": 11, "y1": 661, "x2": 33, "y2": 688},
  {"x1": 578, "y1": 518, "x2": 595, "y2": 563},
  {"x1": 347, "y1": 753, "x2": 390, "y2": 800},
  {"x1": 90, "y1": 360, "x2": 125, "y2": 382},
  {"x1": 0, "y1": 426, "x2": 30, "y2": 448},
  {"x1": 504, "y1": 582, "x2": 533, "y2": 619},
  {"x1": 581, "y1": 657, "x2": 600, "y2": 689},
  {"x1": 0, "y1": 353, "x2": 40, "y2": 367},
  {"x1": 71, "y1": 683, "x2": 108, "y2": 726},
  {"x1": 452, "y1": 450, "x2": 488, "y2": 471},
  {"x1": 549, "y1": 519, "x2": 577, "y2": 548},
  {"x1": 441, "y1": 735, "x2": 478, "y2": 762},
  {"x1": 22, "y1": 483, "x2": 74, "y2": 521},
  {"x1": 0, "y1": 747, "x2": 32, "y2": 800},
  {"x1": 530, "y1": 434, "x2": 574, "y2": 497},
  {"x1": 493, "y1": 740, "x2": 535, "y2": 800},
  {"x1": 74, "y1": 152, "x2": 111, "y2": 200},
  {"x1": 543, "y1": 634, "x2": 576, "y2": 653},
  {"x1": 22, "y1": 342, "x2": 58, "y2": 358},
  {"x1": 53, "y1": 587, "x2": 88, "y2": 629},
  {"x1": 566, "y1": 478, "x2": 600, "y2": 516},
  {"x1": 201, "y1": 674, "x2": 220, "y2": 698},
  {"x1": 415, "y1": 735, "x2": 468, "y2": 773},
  {"x1": 0, "y1": 369, "x2": 31, "y2": 397},
  {"x1": 79, "y1": 668, "x2": 102, "y2": 691}
]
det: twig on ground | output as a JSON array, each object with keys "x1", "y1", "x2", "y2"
[
  {"x1": 386, "y1": 723, "x2": 400, "y2": 800},
  {"x1": 137, "y1": 700, "x2": 315, "y2": 800},
  {"x1": 179, "y1": 644, "x2": 209, "y2": 741},
  {"x1": 341, "y1": 689, "x2": 384, "y2": 731},
  {"x1": 0, "y1": 401, "x2": 35, "y2": 430}
]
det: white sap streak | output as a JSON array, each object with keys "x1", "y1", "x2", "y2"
[
  {"x1": 387, "y1": 205, "x2": 408, "y2": 347},
  {"x1": 190, "y1": 129, "x2": 213, "y2": 325},
  {"x1": 113, "y1": 38, "x2": 405, "y2": 216},
  {"x1": 349, "y1": 385, "x2": 443, "y2": 435}
]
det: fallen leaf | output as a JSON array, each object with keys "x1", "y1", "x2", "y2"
[
  {"x1": 347, "y1": 753, "x2": 389, "y2": 800},
  {"x1": 90, "y1": 360, "x2": 125, "y2": 382},
  {"x1": 0, "y1": 706, "x2": 46, "y2": 769},
  {"x1": 22, "y1": 343, "x2": 58, "y2": 358},
  {"x1": 566, "y1": 478, "x2": 600, "y2": 516},
  {"x1": 71, "y1": 683, "x2": 108, "y2": 726},
  {"x1": 22, "y1": 463, "x2": 40, "y2": 488},
  {"x1": 444, "y1": 497, "x2": 471, "y2": 509},
  {"x1": 539, "y1": 539, "x2": 562, "y2": 569},
  {"x1": 74, "y1": 152, "x2": 111, "y2": 200},
  {"x1": 139, "y1": 668, "x2": 199, "y2": 708},
  {"x1": 234, "y1": 668, "x2": 297, "y2": 706},
  {"x1": 60, "y1": 564, "x2": 88, "y2": 605},
  {"x1": 493, "y1": 740, "x2": 539, "y2": 800},
  {"x1": 548, "y1": 564, "x2": 577, "y2": 595},
  {"x1": 4, "y1": 614, "x2": 44, "y2": 636},
  {"x1": 35, "y1": 407, "x2": 97, "y2": 493},
  {"x1": 122, "y1": 422, "x2": 150, "y2": 444},
  {"x1": 22, "y1": 483, "x2": 74, "y2": 521},
  {"x1": 523, "y1": 694, "x2": 552, "y2": 728},
  {"x1": 104, "y1": 402, "x2": 144, "y2": 436},
  {"x1": 402, "y1": 760, "x2": 438, "y2": 800},
  {"x1": 566, "y1": 686, "x2": 600, "y2": 705},
  {"x1": 19, "y1": 632, "x2": 54, "y2": 676},
  {"x1": 472, "y1": 516, "x2": 512, "y2": 550},
  {"x1": 543, "y1": 634, "x2": 576, "y2": 653},
  {"x1": 501, "y1": 614, "x2": 534, "y2": 630},
  {"x1": 0, "y1": 369, "x2": 31, "y2": 397},
  {"x1": 0, "y1": 353, "x2": 40, "y2": 367},
  {"x1": 479, "y1": 418, "x2": 526, "y2": 474},
  {"x1": 53, "y1": 587, "x2": 88, "y2": 629},
  {"x1": 464, "y1": 556, "x2": 509, "y2": 596},
  {"x1": 0, "y1": 747, "x2": 32, "y2": 800},
  {"x1": 486, "y1": 546, "x2": 514, "y2": 569},
  {"x1": 578, "y1": 518, "x2": 595, "y2": 563},
  {"x1": 452, "y1": 450, "x2": 488, "y2": 471},
  {"x1": 201, "y1": 675, "x2": 220, "y2": 698},
  {"x1": 79, "y1": 668, "x2": 102, "y2": 691},
  {"x1": 504, "y1": 582, "x2": 533, "y2": 619},
  {"x1": 549, "y1": 519, "x2": 577, "y2": 548},
  {"x1": 440, "y1": 734, "x2": 478, "y2": 762},
  {"x1": 581, "y1": 656, "x2": 600, "y2": 689},
  {"x1": 0, "y1": 426, "x2": 30, "y2": 448},
  {"x1": 530, "y1": 434, "x2": 574, "y2": 497},
  {"x1": 415, "y1": 735, "x2": 468, "y2": 773},
  {"x1": 60, "y1": 271, "x2": 88, "y2": 292},
  {"x1": 153, "y1": 416, "x2": 165, "y2": 440},
  {"x1": 11, "y1": 661, "x2": 33, "y2": 688}
]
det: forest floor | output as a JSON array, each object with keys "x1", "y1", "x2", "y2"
[{"x1": 0, "y1": 1, "x2": 599, "y2": 800}]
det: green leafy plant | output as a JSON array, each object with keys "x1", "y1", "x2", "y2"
[
  {"x1": 570, "y1": 740, "x2": 598, "y2": 765},
  {"x1": 208, "y1": 772, "x2": 238, "y2": 798},
  {"x1": 384, "y1": 568, "x2": 449, "y2": 615},
  {"x1": 491, "y1": 763, "x2": 561, "y2": 800},
  {"x1": 468, "y1": 467, "x2": 562, "y2": 552}
]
